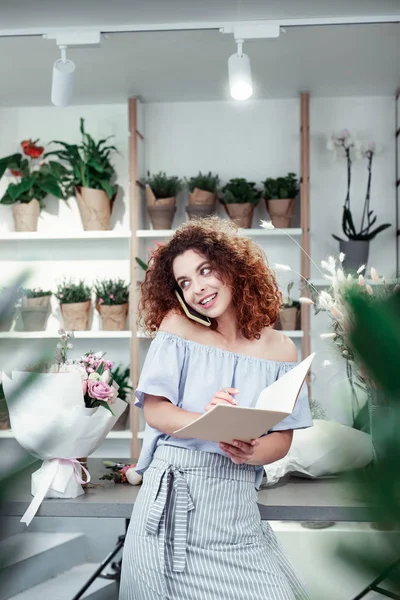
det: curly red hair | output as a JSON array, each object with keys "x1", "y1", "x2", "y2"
[{"x1": 139, "y1": 217, "x2": 282, "y2": 340}]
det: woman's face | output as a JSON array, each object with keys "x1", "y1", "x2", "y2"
[{"x1": 172, "y1": 250, "x2": 233, "y2": 319}]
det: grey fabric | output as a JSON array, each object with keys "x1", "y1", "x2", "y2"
[{"x1": 119, "y1": 446, "x2": 310, "y2": 600}]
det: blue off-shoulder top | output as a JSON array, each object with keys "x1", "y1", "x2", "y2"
[{"x1": 134, "y1": 331, "x2": 313, "y2": 489}]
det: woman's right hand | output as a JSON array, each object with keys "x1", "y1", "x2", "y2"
[{"x1": 205, "y1": 388, "x2": 239, "y2": 412}]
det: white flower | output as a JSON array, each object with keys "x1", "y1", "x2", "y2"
[
  {"x1": 322, "y1": 360, "x2": 332, "y2": 367},
  {"x1": 318, "y1": 291, "x2": 334, "y2": 311},
  {"x1": 357, "y1": 264, "x2": 366, "y2": 274},
  {"x1": 339, "y1": 252, "x2": 345, "y2": 263},
  {"x1": 366, "y1": 284, "x2": 374, "y2": 296},
  {"x1": 320, "y1": 333, "x2": 336, "y2": 339},
  {"x1": 260, "y1": 220, "x2": 275, "y2": 230},
  {"x1": 358, "y1": 274, "x2": 365, "y2": 286},
  {"x1": 347, "y1": 274, "x2": 353, "y2": 283},
  {"x1": 88, "y1": 372, "x2": 101, "y2": 382},
  {"x1": 328, "y1": 256, "x2": 336, "y2": 269},
  {"x1": 336, "y1": 269, "x2": 345, "y2": 282},
  {"x1": 321, "y1": 260, "x2": 335, "y2": 276},
  {"x1": 67, "y1": 343, "x2": 74, "y2": 350},
  {"x1": 370, "y1": 267, "x2": 379, "y2": 283},
  {"x1": 274, "y1": 263, "x2": 291, "y2": 272},
  {"x1": 299, "y1": 297, "x2": 314, "y2": 305}
]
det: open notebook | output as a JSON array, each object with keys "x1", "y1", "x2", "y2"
[{"x1": 173, "y1": 353, "x2": 315, "y2": 444}]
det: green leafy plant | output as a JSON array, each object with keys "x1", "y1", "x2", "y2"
[
  {"x1": 187, "y1": 171, "x2": 219, "y2": 193},
  {"x1": 281, "y1": 282, "x2": 300, "y2": 309},
  {"x1": 220, "y1": 178, "x2": 261, "y2": 205},
  {"x1": 0, "y1": 139, "x2": 66, "y2": 208},
  {"x1": 145, "y1": 171, "x2": 183, "y2": 199},
  {"x1": 93, "y1": 278, "x2": 129, "y2": 306},
  {"x1": 45, "y1": 118, "x2": 118, "y2": 200},
  {"x1": 262, "y1": 173, "x2": 299, "y2": 200},
  {"x1": 135, "y1": 257, "x2": 148, "y2": 271},
  {"x1": 55, "y1": 279, "x2": 91, "y2": 304},
  {"x1": 20, "y1": 287, "x2": 52, "y2": 299},
  {"x1": 110, "y1": 364, "x2": 133, "y2": 402}
]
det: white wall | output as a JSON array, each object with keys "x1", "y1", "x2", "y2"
[{"x1": 144, "y1": 96, "x2": 397, "y2": 423}]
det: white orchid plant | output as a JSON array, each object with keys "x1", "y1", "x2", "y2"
[
  {"x1": 327, "y1": 129, "x2": 391, "y2": 243},
  {"x1": 260, "y1": 219, "x2": 397, "y2": 397}
]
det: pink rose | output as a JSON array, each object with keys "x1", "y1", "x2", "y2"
[{"x1": 88, "y1": 379, "x2": 116, "y2": 404}]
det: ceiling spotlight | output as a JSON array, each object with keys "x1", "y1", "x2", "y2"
[
  {"x1": 228, "y1": 39, "x2": 253, "y2": 101},
  {"x1": 51, "y1": 45, "x2": 76, "y2": 107}
]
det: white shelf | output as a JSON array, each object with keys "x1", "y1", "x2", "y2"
[
  {"x1": 136, "y1": 228, "x2": 302, "y2": 238},
  {"x1": 0, "y1": 231, "x2": 131, "y2": 241},
  {"x1": 0, "y1": 429, "x2": 132, "y2": 440},
  {"x1": 0, "y1": 430, "x2": 14, "y2": 438},
  {"x1": 0, "y1": 331, "x2": 132, "y2": 339},
  {"x1": 137, "y1": 430, "x2": 145, "y2": 439},
  {"x1": 137, "y1": 330, "x2": 303, "y2": 339},
  {"x1": 106, "y1": 430, "x2": 132, "y2": 439}
]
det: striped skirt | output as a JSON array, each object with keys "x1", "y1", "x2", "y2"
[{"x1": 119, "y1": 446, "x2": 310, "y2": 600}]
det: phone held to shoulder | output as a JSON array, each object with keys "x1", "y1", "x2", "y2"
[{"x1": 174, "y1": 287, "x2": 211, "y2": 327}]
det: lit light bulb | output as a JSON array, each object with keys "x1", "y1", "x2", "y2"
[{"x1": 228, "y1": 49, "x2": 253, "y2": 101}]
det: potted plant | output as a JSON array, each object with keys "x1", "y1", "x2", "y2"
[
  {"x1": 45, "y1": 118, "x2": 118, "y2": 231},
  {"x1": 185, "y1": 171, "x2": 219, "y2": 220},
  {"x1": 55, "y1": 279, "x2": 92, "y2": 331},
  {"x1": 19, "y1": 287, "x2": 52, "y2": 331},
  {"x1": 279, "y1": 282, "x2": 300, "y2": 330},
  {"x1": 0, "y1": 139, "x2": 65, "y2": 231},
  {"x1": 110, "y1": 364, "x2": 133, "y2": 430},
  {"x1": 263, "y1": 172, "x2": 299, "y2": 228},
  {"x1": 220, "y1": 178, "x2": 261, "y2": 228},
  {"x1": 328, "y1": 130, "x2": 391, "y2": 272},
  {"x1": 145, "y1": 171, "x2": 183, "y2": 230},
  {"x1": 93, "y1": 278, "x2": 129, "y2": 331}
]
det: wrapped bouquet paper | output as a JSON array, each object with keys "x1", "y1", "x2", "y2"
[{"x1": 2, "y1": 330, "x2": 128, "y2": 526}]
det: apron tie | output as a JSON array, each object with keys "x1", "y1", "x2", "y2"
[{"x1": 146, "y1": 464, "x2": 195, "y2": 573}]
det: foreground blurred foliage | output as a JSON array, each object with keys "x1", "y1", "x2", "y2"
[{"x1": 338, "y1": 287, "x2": 400, "y2": 592}]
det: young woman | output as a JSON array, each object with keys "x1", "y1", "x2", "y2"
[{"x1": 119, "y1": 217, "x2": 312, "y2": 600}]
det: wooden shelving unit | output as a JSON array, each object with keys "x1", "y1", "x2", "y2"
[{"x1": 128, "y1": 93, "x2": 311, "y2": 456}]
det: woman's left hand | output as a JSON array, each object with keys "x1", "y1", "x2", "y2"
[{"x1": 219, "y1": 439, "x2": 259, "y2": 464}]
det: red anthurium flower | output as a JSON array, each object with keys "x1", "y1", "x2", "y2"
[{"x1": 20, "y1": 138, "x2": 44, "y2": 159}]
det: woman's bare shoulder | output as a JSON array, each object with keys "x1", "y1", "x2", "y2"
[
  {"x1": 261, "y1": 328, "x2": 298, "y2": 362},
  {"x1": 159, "y1": 310, "x2": 194, "y2": 339}
]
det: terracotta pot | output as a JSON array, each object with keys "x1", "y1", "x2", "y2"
[
  {"x1": 279, "y1": 307, "x2": 299, "y2": 331},
  {"x1": 185, "y1": 204, "x2": 216, "y2": 220},
  {"x1": 75, "y1": 187, "x2": 112, "y2": 231},
  {"x1": 12, "y1": 199, "x2": 40, "y2": 232},
  {"x1": 188, "y1": 188, "x2": 216, "y2": 206},
  {"x1": 266, "y1": 198, "x2": 295, "y2": 228},
  {"x1": 148, "y1": 204, "x2": 176, "y2": 230},
  {"x1": 223, "y1": 203, "x2": 254, "y2": 228},
  {"x1": 61, "y1": 301, "x2": 91, "y2": 331},
  {"x1": 97, "y1": 303, "x2": 129, "y2": 331}
]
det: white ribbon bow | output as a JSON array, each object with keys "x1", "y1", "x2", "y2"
[{"x1": 21, "y1": 458, "x2": 91, "y2": 526}]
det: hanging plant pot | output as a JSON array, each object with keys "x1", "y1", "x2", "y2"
[
  {"x1": 339, "y1": 240, "x2": 370, "y2": 273},
  {"x1": 97, "y1": 303, "x2": 129, "y2": 331},
  {"x1": 60, "y1": 301, "x2": 91, "y2": 331},
  {"x1": 12, "y1": 199, "x2": 40, "y2": 232},
  {"x1": 20, "y1": 296, "x2": 51, "y2": 332},
  {"x1": 75, "y1": 187, "x2": 112, "y2": 231},
  {"x1": 266, "y1": 198, "x2": 295, "y2": 228},
  {"x1": 279, "y1": 307, "x2": 299, "y2": 331},
  {"x1": 223, "y1": 203, "x2": 254, "y2": 228}
]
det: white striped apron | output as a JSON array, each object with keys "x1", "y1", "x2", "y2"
[{"x1": 119, "y1": 446, "x2": 310, "y2": 600}]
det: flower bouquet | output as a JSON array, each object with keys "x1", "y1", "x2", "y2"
[{"x1": 2, "y1": 330, "x2": 128, "y2": 526}]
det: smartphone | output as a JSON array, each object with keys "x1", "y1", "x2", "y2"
[{"x1": 174, "y1": 287, "x2": 211, "y2": 327}]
